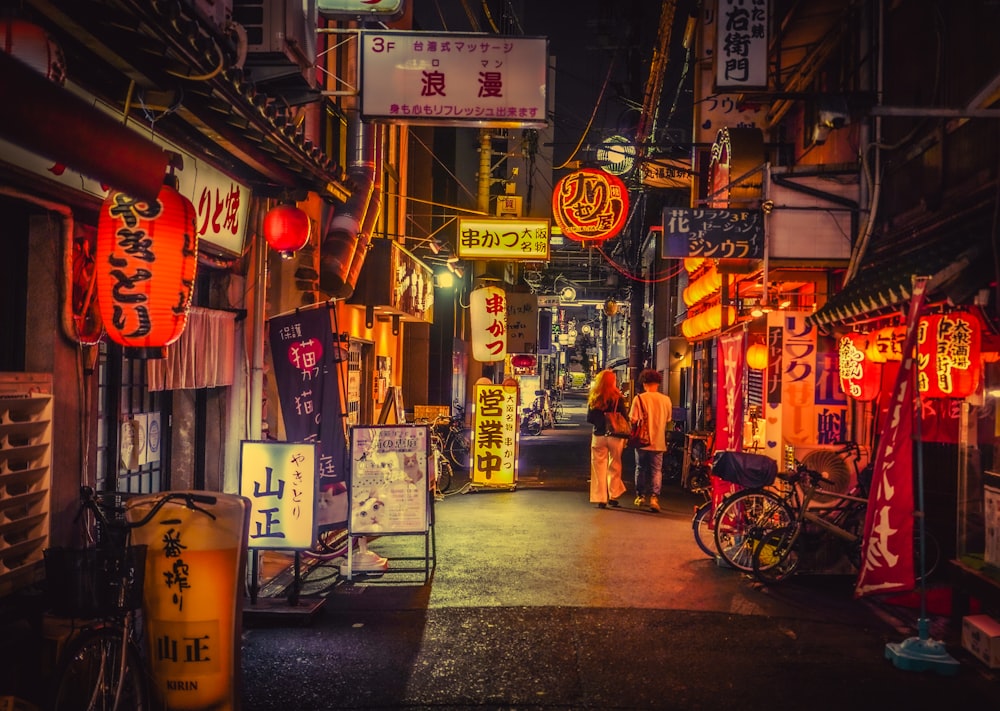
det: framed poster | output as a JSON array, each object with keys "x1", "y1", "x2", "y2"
[
  {"x1": 239, "y1": 441, "x2": 317, "y2": 550},
  {"x1": 349, "y1": 425, "x2": 430, "y2": 534}
]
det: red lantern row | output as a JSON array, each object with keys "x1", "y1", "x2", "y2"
[
  {"x1": 96, "y1": 176, "x2": 198, "y2": 358},
  {"x1": 839, "y1": 311, "x2": 984, "y2": 401}
]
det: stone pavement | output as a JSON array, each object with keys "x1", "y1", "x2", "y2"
[{"x1": 240, "y1": 395, "x2": 1000, "y2": 709}]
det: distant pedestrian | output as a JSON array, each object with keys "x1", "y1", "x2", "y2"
[
  {"x1": 630, "y1": 368, "x2": 673, "y2": 512},
  {"x1": 585, "y1": 369, "x2": 629, "y2": 508}
]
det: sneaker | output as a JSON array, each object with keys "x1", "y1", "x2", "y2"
[
  {"x1": 597, "y1": 502, "x2": 607, "y2": 509},
  {"x1": 649, "y1": 495, "x2": 660, "y2": 512},
  {"x1": 608, "y1": 498, "x2": 620, "y2": 508},
  {"x1": 634, "y1": 495, "x2": 646, "y2": 507}
]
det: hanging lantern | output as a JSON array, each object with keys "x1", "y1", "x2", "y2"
[
  {"x1": 264, "y1": 203, "x2": 311, "y2": 258},
  {"x1": 511, "y1": 354, "x2": 536, "y2": 368},
  {"x1": 746, "y1": 343, "x2": 768, "y2": 370},
  {"x1": 1, "y1": 18, "x2": 66, "y2": 84},
  {"x1": 865, "y1": 329, "x2": 888, "y2": 363},
  {"x1": 917, "y1": 312, "x2": 981, "y2": 399},
  {"x1": 604, "y1": 298, "x2": 619, "y2": 316},
  {"x1": 838, "y1": 332, "x2": 882, "y2": 401},
  {"x1": 552, "y1": 167, "x2": 628, "y2": 242},
  {"x1": 470, "y1": 285, "x2": 507, "y2": 362},
  {"x1": 96, "y1": 174, "x2": 198, "y2": 359}
]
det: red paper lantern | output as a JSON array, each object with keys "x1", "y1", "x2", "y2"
[
  {"x1": 263, "y1": 203, "x2": 311, "y2": 258},
  {"x1": 96, "y1": 175, "x2": 198, "y2": 358},
  {"x1": 838, "y1": 332, "x2": 882, "y2": 401},
  {"x1": 511, "y1": 354, "x2": 536, "y2": 368},
  {"x1": 552, "y1": 168, "x2": 628, "y2": 242},
  {"x1": 917, "y1": 312, "x2": 981, "y2": 399},
  {"x1": 1, "y1": 18, "x2": 66, "y2": 84}
]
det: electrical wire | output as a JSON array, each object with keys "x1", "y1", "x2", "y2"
[{"x1": 553, "y1": 51, "x2": 618, "y2": 170}]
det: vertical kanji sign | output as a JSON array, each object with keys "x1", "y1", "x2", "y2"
[
  {"x1": 240, "y1": 441, "x2": 317, "y2": 550},
  {"x1": 471, "y1": 382, "x2": 518, "y2": 488},
  {"x1": 470, "y1": 285, "x2": 508, "y2": 361}
]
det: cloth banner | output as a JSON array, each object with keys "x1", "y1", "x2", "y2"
[
  {"x1": 715, "y1": 330, "x2": 746, "y2": 451},
  {"x1": 267, "y1": 306, "x2": 348, "y2": 528},
  {"x1": 855, "y1": 277, "x2": 928, "y2": 597}
]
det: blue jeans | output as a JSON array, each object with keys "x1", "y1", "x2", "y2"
[{"x1": 634, "y1": 450, "x2": 663, "y2": 497}]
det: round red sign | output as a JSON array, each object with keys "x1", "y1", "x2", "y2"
[{"x1": 551, "y1": 167, "x2": 629, "y2": 242}]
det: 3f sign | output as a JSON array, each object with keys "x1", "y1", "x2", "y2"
[{"x1": 369, "y1": 37, "x2": 396, "y2": 52}]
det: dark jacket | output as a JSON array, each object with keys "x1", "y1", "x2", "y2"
[{"x1": 587, "y1": 396, "x2": 628, "y2": 435}]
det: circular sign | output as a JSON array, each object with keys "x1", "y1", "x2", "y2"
[
  {"x1": 596, "y1": 135, "x2": 636, "y2": 176},
  {"x1": 552, "y1": 168, "x2": 629, "y2": 242}
]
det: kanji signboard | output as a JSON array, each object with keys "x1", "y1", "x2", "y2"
[
  {"x1": 456, "y1": 217, "x2": 550, "y2": 260},
  {"x1": 661, "y1": 207, "x2": 763, "y2": 259},
  {"x1": 361, "y1": 31, "x2": 548, "y2": 128}
]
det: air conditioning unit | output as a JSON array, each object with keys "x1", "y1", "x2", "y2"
[
  {"x1": 232, "y1": 0, "x2": 317, "y2": 70},
  {"x1": 184, "y1": 0, "x2": 233, "y2": 31}
]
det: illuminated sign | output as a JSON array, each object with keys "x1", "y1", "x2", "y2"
[
  {"x1": 319, "y1": 0, "x2": 406, "y2": 20},
  {"x1": 470, "y1": 383, "x2": 518, "y2": 487},
  {"x1": 470, "y1": 285, "x2": 507, "y2": 362},
  {"x1": 715, "y1": 0, "x2": 769, "y2": 89},
  {"x1": 552, "y1": 168, "x2": 628, "y2": 242},
  {"x1": 456, "y1": 217, "x2": 550, "y2": 260},
  {"x1": 240, "y1": 441, "x2": 317, "y2": 550},
  {"x1": 360, "y1": 31, "x2": 548, "y2": 128},
  {"x1": 348, "y1": 426, "x2": 430, "y2": 534}
]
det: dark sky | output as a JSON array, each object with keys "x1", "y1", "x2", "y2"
[{"x1": 412, "y1": 0, "x2": 697, "y2": 166}]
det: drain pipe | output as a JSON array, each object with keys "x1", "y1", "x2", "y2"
[
  {"x1": 320, "y1": 110, "x2": 376, "y2": 298},
  {"x1": 344, "y1": 123, "x2": 384, "y2": 293}
]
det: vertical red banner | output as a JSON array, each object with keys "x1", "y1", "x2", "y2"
[
  {"x1": 715, "y1": 330, "x2": 746, "y2": 451},
  {"x1": 855, "y1": 277, "x2": 928, "y2": 597}
]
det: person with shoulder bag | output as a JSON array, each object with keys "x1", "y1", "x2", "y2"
[
  {"x1": 585, "y1": 369, "x2": 629, "y2": 508},
  {"x1": 629, "y1": 368, "x2": 674, "y2": 512}
]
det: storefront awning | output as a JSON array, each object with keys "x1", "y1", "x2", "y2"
[{"x1": 808, "y1": 197, "x2": 995, "y2": 329}]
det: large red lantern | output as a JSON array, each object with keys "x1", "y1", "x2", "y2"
[
  {"x1": 552, "y1": 167, "x2": 628, "y2": 242},
  {"x1": 917, "y1": 312, "x2": 981, "y2": 399},
  {"x1": 96, "y1": 175, "x2": 198, "y2": 358},
  {"x1": 263, "y1": 203, "x2": 311, "y2": 258},
  {"x1": 838, "y1": 332, "x2": 882, "y2": 401},
  {"x1": 1, "y1": 18, "x2": 66, "y2": 84}
]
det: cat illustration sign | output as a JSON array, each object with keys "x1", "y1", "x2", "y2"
[{"x1": 349, "y1": 425, "x2": 430, "y2": 534}]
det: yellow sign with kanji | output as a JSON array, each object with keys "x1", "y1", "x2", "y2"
[
  {"x1": 470, "y1": 383, "x2": 518, "y2": 488},
  {"x1": 456, "y1": 217, "x2": 550, "y2": 260}
]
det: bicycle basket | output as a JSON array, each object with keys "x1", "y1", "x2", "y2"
[
  {"x1": 711, "y1": 451, "x2": 778, "y2": 488},
  {"x1": 43, "y1": 545, "x2": 147, "y2": 618}
]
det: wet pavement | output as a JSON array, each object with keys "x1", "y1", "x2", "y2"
[{"x1": 240, "y1": 394, "x2": 1000, "y2": 710}]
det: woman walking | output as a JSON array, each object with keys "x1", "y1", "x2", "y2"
[{"x1": 586, "y1": 369, "x2": 629, "y2": 508}]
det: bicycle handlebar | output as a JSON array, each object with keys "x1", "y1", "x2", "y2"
[{"x1": 79, "y1": 486, "x2": 218, "y2": 531}]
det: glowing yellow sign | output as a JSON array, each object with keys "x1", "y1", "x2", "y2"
[
  {"x1": 456, "y1": 217, "x2": 550, "y2": 260},
  {"x1": 470, "y1": 383, "x2": 518, "y2": 487}
]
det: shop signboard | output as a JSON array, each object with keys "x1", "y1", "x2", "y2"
[
  {"x1": 506, "y1": 292, "x2": 539, "y2": 354},
  {"x1": 662, "y1": 207, "x2": 763, "y2": 259},
  {"x1": 471, "y1": 382, "x2": 518, "y2": 488},
  {"x1": 456, "y1": 217, "x2": 550, "y2": 260},
  {"x1": 361, "y1": 31, "x2": 548, "y2": 128},
  {"x1": 348, "y1": 425, "x2": 430, "y2": 534},
  {"x1": 240, "y1": 441, "x2": 318, "y2": 551}
]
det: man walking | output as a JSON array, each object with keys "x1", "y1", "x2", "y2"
[{"x1": 629, "y1": 369, "x2": 673, "y2": 512}]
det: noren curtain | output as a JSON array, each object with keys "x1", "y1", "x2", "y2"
[{"x1": 146, "y1": 307, "x2": 237, "y2": 391}]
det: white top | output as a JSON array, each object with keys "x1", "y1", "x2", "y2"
[{"x1": 629, "y1": 389, "x2": 674, "y2": 451}]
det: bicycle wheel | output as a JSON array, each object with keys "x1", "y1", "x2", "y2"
[
  {"x1": 691, "y1": 501, "x2": 716, "y2": 558},
  {"x1": 435, "y1": 453, "x2": 453, "y2": 494},
  {"x1": 713, "y1": 490, "x2": 794, "y2": 572},
  {"x1": 447, "y1": 428, "x2": 472, "y2": 469},
  {"x1": 52, "y1": 625, "x2": 149, "y2": 711},
  {"x1": 752, "y1": 525, "x2": 802, "y2": 584}
]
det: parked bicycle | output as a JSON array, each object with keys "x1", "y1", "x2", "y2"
[
  {"x1": 752, "y1": 460, "x2": 940, "y2": 585},
  {"x1": 47, "y1": 486, "x2": 217, "y2": 711},
  {"x1": 430, "y1": 425, "x2": 455, "y2": 495},
  {"x1": 416, "y1": 403, "x2": 471, "y2": 472}
]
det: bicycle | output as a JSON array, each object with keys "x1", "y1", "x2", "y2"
[
  {"x1": 436, "y1": 403, "x2": 472, "y2": 470},
  {"x1": 47, "y1": 486, "x2": 217, "y2": 711},
  {"x1": 751, "y1": 467, "x2": 870, "y2": 584},
  {"x1": 429, "y1": 426, "x2": 455, "y2": 495},
  {"x1": 753, "y1": 464, "x2": 941, "y2": 586}
]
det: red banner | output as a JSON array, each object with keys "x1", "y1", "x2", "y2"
[
  {"x1": 715, "y1": 331, "x2": 746, "y2": 452},
  {"x1": 855, "y1": 277, "x2": 928, "y2": 597}
]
